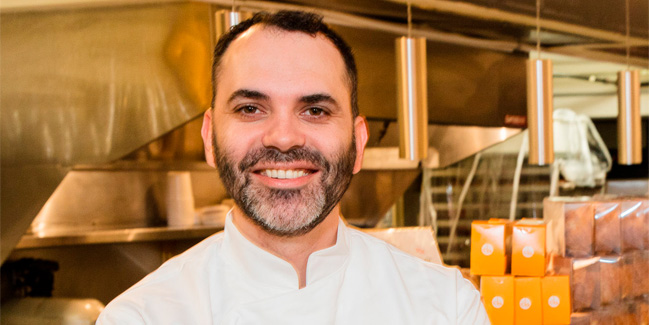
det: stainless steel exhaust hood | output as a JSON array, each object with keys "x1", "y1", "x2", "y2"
[{"x1": 1, "y1": 2, "x2": 213, "y2": 262}]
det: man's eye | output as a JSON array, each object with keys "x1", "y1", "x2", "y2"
[
  {"x1": 305, "y1": 107, "x2": 326, "y2": 116},
  {"x1": 237, "y1": 105, "x2": 260, "y2": 115}
]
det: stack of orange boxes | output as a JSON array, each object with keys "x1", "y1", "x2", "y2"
[
  {"x1": 472, "y1": 218, "x2": 571, "y2": 324},
  {"x1": 471, "y1": 219, "x2": 513, "y2": 324}
]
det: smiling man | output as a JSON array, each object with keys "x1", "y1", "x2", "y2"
[{"x1": 98, "y1": 11, "x2": 489, "y2": 324}]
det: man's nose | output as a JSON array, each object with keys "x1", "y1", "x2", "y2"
[{"x1": 261, "y1": 113, "x2": 306, "y2": 152}]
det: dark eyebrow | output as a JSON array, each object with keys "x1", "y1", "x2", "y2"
[
  {"x1": 300, "y1": 93, "x2": 338, "y2": 106},
  {"x1": 227, "y1": 89, "x2": 269, "y2": 104}
]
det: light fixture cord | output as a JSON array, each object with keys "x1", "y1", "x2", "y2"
[
  {"x1": 407, "y1": 1, "x2": 412, "y2": 38},
  {"x1": 232, "y1": 0, "x2": 236, "y2": 12},
  {"x1": 625, "y1": 0, "x2": 630, "y2": 70},
  {"x1": 536, "y1": 0, "x2": 541, "y2": 59}
]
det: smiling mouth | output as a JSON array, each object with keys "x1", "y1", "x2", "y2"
[{"x1": 256, "y1": 169, "x2": 315, "y2": 179}]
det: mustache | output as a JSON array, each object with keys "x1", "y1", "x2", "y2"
[{"x1": 237, "y1": 147, "x2": 331, "y2": 173}]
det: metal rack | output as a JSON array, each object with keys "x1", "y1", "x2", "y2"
[{"x1": 423, "y1": 153, "x2": 552, "y2": 267}]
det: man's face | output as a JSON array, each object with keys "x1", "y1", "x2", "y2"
[{"x1": 202, "y1": 26, "x2": 367, "y2": 237}]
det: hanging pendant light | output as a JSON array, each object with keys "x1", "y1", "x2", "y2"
[
  {"x1": 527, "y1": 0, "x2": 554, "y2": 165},
  {"x1": 617, "y1": 70, "x2": 641, "y2": 165},
  {"x1": 527, "y1": 59, "x2": 554, "y2": 165},
  {"x1": 617, "y1": 0, "x2": 642, "y2": 165},
  {"x1": 397, "y1": 2, "x2": 428, "y2": 161}
]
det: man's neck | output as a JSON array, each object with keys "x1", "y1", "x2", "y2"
[{"x1": 230, "y1": 206, "x2": 340, "y2": 289}]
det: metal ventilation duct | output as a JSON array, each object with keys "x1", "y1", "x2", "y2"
[{"x1": 1, "y1": 2, "x2": 213, "y2": 262}]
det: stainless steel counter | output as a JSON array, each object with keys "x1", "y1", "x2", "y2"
[{"x1": 16, "y1": 224, "x2": 224, "y2": 249}]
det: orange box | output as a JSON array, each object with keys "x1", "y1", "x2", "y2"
[
  {"x1": 512, "y1": 219, "x2": 546, "y2": 276},
  {"x1": 515, "y1": 277, "x2": 542, "y2": 325},
  {"x1": 541, "y1": 276, "x2": 571, "y2": 325},
  {"x1": 471, "y1": 219, "x2": 510, "y2": 275},
  {"x1": 480, "y1": 276, "x2": 514, "y2": 325}
]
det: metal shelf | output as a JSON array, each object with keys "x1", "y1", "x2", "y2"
[{"x1": 15, "y1": 224, "x2": 224, "y2": 249}]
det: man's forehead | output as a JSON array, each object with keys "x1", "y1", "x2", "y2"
[
  {"x1": 221, "y1": 24, "x2": 345, "y2": 69},
  {"x1": 215, "y1": 24, "x2": 350, "y2": 102}
]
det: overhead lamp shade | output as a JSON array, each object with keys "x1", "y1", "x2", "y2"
[
  {"x1": 617, "y1": 70, "x2": 642, "y2": 165},
  {"x1": 396, "y1": 36, "x2": 428, "y2": 161},
  {"x1": 215, "y1": 10, "x2": 243, "y2": 41},
  {"x1": 526, "y1": 59, "x2": 554, "y2": 165}
]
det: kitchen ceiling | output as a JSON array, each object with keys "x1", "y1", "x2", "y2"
[
  {"x1": 275, "y1": 0, "x2": 648, "y2": 66},
  {"x1": 3, "y1": 0, "x2": 647, "y2": 67},
  {"x1": 209, "y1": 0, "x2": 649, "y2": 99}
]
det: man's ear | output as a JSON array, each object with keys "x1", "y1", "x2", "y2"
[
  {"x1": 201, "y1": 109, "x2": 216, "y2": 168},
  {"x1": 352, "y1": 116, "x2": 369, "y2": 174}
]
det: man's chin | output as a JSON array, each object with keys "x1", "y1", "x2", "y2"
[
  {"x1": 256, "y1": 222, "x2": 319, "y2": 238},
  {"x1": 235, "y1": 184, "x2": 324, "y2": 235},
  {"x1": 246, "y1": 206, "x2": 327, "y2": 237}
]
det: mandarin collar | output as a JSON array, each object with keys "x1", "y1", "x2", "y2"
[{"x1": 220, "y1": 211, "x2": 350, "y2": 290}]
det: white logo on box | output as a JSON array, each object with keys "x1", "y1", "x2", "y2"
[
  {"x1": 519, "y1": 298, "x2": 532, "y2": 310},
  {"x1": 522, "y1": 246, "x2": 534, "y2": 258},
  {"x1": 492, "y1": 296, "x2": 504, "y2": 309},
  {"x1": 548, "y1": 296, "x2": 560, "y2": 308},
  {"x1": 481, "y1": 243, "x2": 494, "y2": 256}
]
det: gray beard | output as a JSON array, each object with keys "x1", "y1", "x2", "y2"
[{"x1": 213, "y1": 134, "x2": 356, "y2": 237}]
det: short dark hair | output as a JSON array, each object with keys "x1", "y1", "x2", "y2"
[{"x1": 211, "y1": 10, "x2": 359, "y2": 117}]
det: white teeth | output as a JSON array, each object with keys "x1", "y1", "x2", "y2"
[{"x1": 262, "y1": 169, "x2": 309, "y2": 179}]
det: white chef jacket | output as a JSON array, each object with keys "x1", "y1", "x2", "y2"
[{"x1": 98, "y1": 213, "x2": 489, "y2": 324}]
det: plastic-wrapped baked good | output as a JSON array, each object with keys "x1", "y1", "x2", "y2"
[
  {"x1": 564, "y1": 203, "x2": 595, "y2": 258},
  {"x1": 634, "y1": 250, "x2": 649, "y2": 298},
  {"x1": 617, "y1": 304, "x2": 638, "y2": 325},
  {"x1": 543, "y1": 198, "x2": 594, "y2": 258},
  {"x1": 641, "y1": 200, "x2": 649, "y2": 250},
  {"x1": 635, "y1": 298, "x2": 649, "y2": 325},
  {"x1": 594, "y1": 202, "x2": 621, "y2": 255},
  {"x1": 621, "y1": 252, "x2": 634, "y2": 300},
  {"x1": 593, "y1": 303, "x2": 636, "y2": 325},
  {"x1": 570, "y1": 312, "x2": 591, "y2": 325},
  {"x1": 620, "y1": 200, "x2": 646, "y2": 252},
  {"x1": 592, "y1": 304, "x2": 615, "y2": 325},
  {"x1": 620, "y1": 251, "x2": 650, "y2": 300},
  {"x1": 571, "y1": 257, "x2": 600, "y2": 312},
  {"x1": 599, "y1": 256, "x2": 621, "y2": 306},
  {"x1": 545, "y1": 254, "x2": 572, "y2": 276}
]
